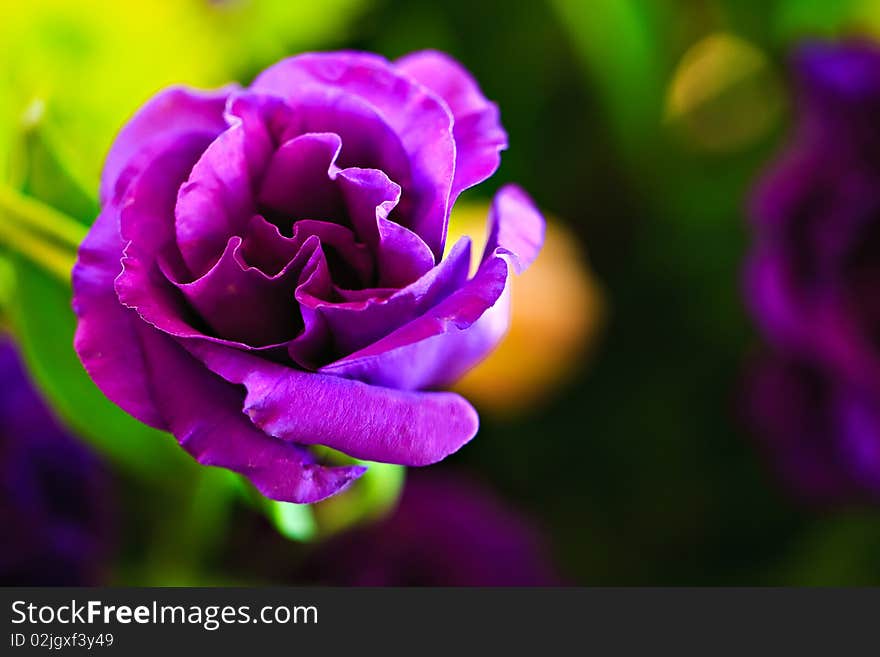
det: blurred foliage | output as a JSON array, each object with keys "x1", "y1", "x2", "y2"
[
  {"x1": 0, "y1": 0, "x2": 368, "y2": 184},
  {"x1": 347, "y1": 0, "x2": 880, "y2": 585},
  {"x1": 2, "y1": 0, "x2": 880, "y2": 585},
  {"x1": 0, "y1": 0, "x2": 402, "y2": 581},
  {"x1": 447, "y1": 203, "x2": 604, "y2": 416}
]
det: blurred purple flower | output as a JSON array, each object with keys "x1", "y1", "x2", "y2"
[
  {"x1": 745, "y1": 42, "x2": 880, "y2": 504},
  {"x1": 301, "y1": 471, "x2": 561, "y2": 586},
  {"x1": 73, "y1": 51, "x2": 545, "y2": 504},
  {"x1": 0, "y1": 337, "x2": 112, "y2": 584}
]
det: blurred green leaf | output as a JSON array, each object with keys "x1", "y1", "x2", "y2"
[
  {"x1": 314, "y1": 459, "x2": 406, "y2": 537},
  {"x1": 774, "y1": 0, "x2": 875, "y2": 42},
  {"x1": 13, "y1": 105, "x2": 99, "y2": 224},
  {"x1": 6, "y1": 253, "x2": 195, "y2": 482},
  {"x1": 0, "y1": 255, "x2": 13, "y2": 326},
  {"x1": 551, "y1": 0, "x2": 669, "y2": 156},
  {"x1": 135, "y1": 467, "x2": 240, "y2": 585},
  {"x1": 1, "y1": 111, "x2": 195, "y2": 483},
  {"x1": 778, "y1": 512, "x2": 880, "y2": 585},
  {"x1": 0, "y1": 0, "x2": 371, "y2": 185},
  {"x1": 270, "y1": 502, "x2": 318, "y2": 542},
  {"x1": 234, "y1": 455, "x2": 405, "y2": 543}
]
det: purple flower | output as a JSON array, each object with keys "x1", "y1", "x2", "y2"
[
  {"x1": 73, "y1": 51, "x2": 544, "y2": 504},
  {"x1": 0, "y1": 337, "x2": 112, "y2": 584},
  {"x1": 745, "y1": 42, "x2": 880, "y2": 503},
  {"x1": 747, "y1": 355, "x2": 880, "y2": 504},
  {"x1": 300, "y1": 471, "x2": 561, "y2": 586}
]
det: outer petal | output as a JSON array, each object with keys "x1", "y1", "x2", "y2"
[
  {"x1": 100, "y1": 86, "x2": 233, "y2": 206},
  {"x1": 320, "y1": 186, "x2": 545, "y2": 390},
  {"x1": 481, "y1": 184, "x2": 545, "y2": 273},
  {"x1": 320, "y1": 254, "x2": 512, "y2": 389},
  {"x1": 72, "y1": 208, "x2": 166, "y2": 429},
  {"x1": 184, "y1": 341, "x2": 479, "y2": 467},
  {"x1": 252, "y1": 52, "x2": 455, "y2": 258},
  {"x1": 137, "y1": 326, "x2": 364, "y2": 503},
  {"x1": 396, "y1": 50, "x2": 508, "y2": 201}
]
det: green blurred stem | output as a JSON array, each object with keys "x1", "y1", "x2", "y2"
[
  {"x1": 0, "y1": 184, "x2": 84, "y2": 284},
  {"x1": 0, "y1": 183, "x2": 87, "y2": 249},
  {"x1": 141, "y1": 469, "x2": 236, "y2": 586},
  {"x1": 0, "y1": 217, "x2": 76, "y2": 283}
]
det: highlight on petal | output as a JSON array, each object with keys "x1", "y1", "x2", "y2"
[
  {"x1": 396, "y1": 50, "x2": 508, "y2": 200},
  {"x1": 482, "y1": 184, "x2": 546, "y2": 273},
  {"x1": 101, "y1": 86, "x2": 233, "y2": 206},
  {"x1": 184, "y1": 341, "x2": 479, "y2": 467}
]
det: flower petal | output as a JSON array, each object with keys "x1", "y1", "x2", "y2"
[
  {"x1": 252, "y1": 52, "x2": 455, "y2": 258},
  {"x1": 72, "y1": 208, "x2": 166, "y2": 430},
  {"x1": 319, "y1": 186, "x2": 545, "y2": 389},
  {"x1": 302, "y1": 236, "x2": 472, "y2": 358},
  {"x1": 137, "y1": 326, "x2": 364, "y2": 503},
  {"x1": 164, "y1": 236, "x2": 311, "y2": 347},
  {"x1": 319, "y1": 253, "x2": 512, "y2": 389},
  {"x1": 114, "y1": 134, "x2": 288, "y2": 357},
  {"x1": 336, "y1": 167, "x2": 434, "y2": 287},
  {"x1": 396, "y1": 50, "x2": 508, "y2": 201},
  {"x1": 174, "y1": 94, "x2": 280, "y2": 277},
  {"x1": 101, "y1": 86, "x2": 233, "y2": 206},
  {"x1": 257, "y1": 132, "x2": 345, "y2": 223},
  {"x1": 481, "y1": 184, "x2": 545, "y2": 274},
  {"x1": 184, "y1": 341, "x2": 479, "y2": 466}
]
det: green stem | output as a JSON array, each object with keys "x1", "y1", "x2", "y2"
[
  {"x1": 139, "y1": 468, "x2": 236, "y2": 586},
  {"x1": 0, "y1": 219, "x2": 75, "y2": 284},
  {"x1": 0, "y1": 183, "x2": 86, "y2": 250}
]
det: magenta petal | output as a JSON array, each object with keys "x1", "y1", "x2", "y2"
[
  {"x1": 185, "y1": 341, "x2": 479, "y2": 466},
  {"x1": 276, "y1": 89, "x2": 414, "y2": 186},
  {"x1": 136, "y1": 327, "x2": 363, "y2": 503},
  {"x1": 336, "y1": 167, "x2": 434, "y2": 286},
  {"x1": 303, "y1": 236, "x2": 472, "y2": 357},
  {"x1": 482, "y1": 184, "x2": 545, "y2": 273},
  {"x1": 319, "y1": 253, "x2": 512, "y2": 389},
  {"x1": 115, "y1": 136, "x2": 287, "y2": 357},
  {"x1": 318, "y1": 186, "x2": 544, "y2": 389},
  {"x1": 174, "y1": 96, "x2": 280, "y2": 277},
  {"x1": 238, "y1": 215, "x2": 301, "y2": 276},
  {"x1": 252, "y1": 52, "x2": 455, "y2": 258},
  {"x1": 257, "y1": 132, "x2": 345, "y2": 222},
  {"x1": 101, "y1": 86, "x2": 233, "y2": 206},
  {"x1": 72, "y1": 208, "x2": 166, "y2": 430},
  {"x1": 396, "y1": 50, "x2": 508, "y2": 201},
  {"x1": 289, "y1": 244, "x2": 336, "y2": 368},
  {"x1": 165, "y1": 236, "x2": 307, "y2": 347}
]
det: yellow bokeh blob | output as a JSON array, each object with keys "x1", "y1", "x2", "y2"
[{"x1": 445, "y1": 202, "x2": 604, "y2": 417}]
